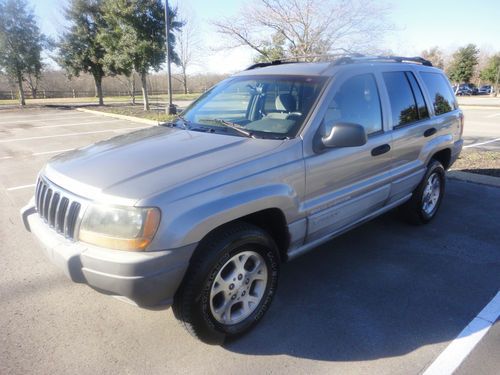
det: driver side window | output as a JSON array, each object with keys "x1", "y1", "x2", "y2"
[{"x1": 324, "y1": 74, "x2": 382, "y2": 136}]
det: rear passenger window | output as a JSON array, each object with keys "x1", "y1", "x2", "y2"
[
  {"x1": 383, "y1": 71, "x2": 420, "y2": 127},
  {"x1": 324, "y1": 74, "x2": 382, "y2": 135},
  {"x1": 406, "y1": 72, "x2": 429, "y2": 119},
  {"x1": 420, "y1": 72, "x2": 457, "y2": 115}
]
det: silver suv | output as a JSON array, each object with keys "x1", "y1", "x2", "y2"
[{"x1": 21, "y1": 56, "x2": 463, "y2": 344}]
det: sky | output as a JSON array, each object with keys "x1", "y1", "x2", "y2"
[{"x1": 29, "y1": 0, "x2": 500, "y2": 74}]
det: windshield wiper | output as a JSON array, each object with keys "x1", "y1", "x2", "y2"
[{"x1": 199, "y1": 118, "x2": 254, "y2": 138}]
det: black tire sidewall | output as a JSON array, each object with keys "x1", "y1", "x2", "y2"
[{"x1": 184, "y1": 226, "x2": 280, "y2": 342}]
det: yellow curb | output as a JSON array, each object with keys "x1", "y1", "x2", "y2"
[{"x1": 75, "y1": 107, "x2": 160, "y2": 126}]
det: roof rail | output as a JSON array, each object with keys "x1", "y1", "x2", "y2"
[
  {"x1": 333, "y1": 55, "x2": 433, "y2": 67},
  {"x1": 245, "y1": 54, "x2": 433, "y2": 71},
  {"x1": 245, "y1": 53, "x2": 358, "y2": 70},
  {"x1": 245, "y1": 60, "x2": 288, "y2": 70}
]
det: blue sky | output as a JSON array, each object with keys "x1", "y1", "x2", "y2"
[{"x1": 29, "y1": 0, "x2": 500, "y2": 74}]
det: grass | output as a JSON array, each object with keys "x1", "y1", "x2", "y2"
[
  {"x1": 90, "y1": 105, "x2": 177, "y2": 123},
  {"x1": 452, "y1": 150, "x2": 500, "y2": 177},
  {"x1": 0, "y1": 93, "x2": 201, "y2": 106}
]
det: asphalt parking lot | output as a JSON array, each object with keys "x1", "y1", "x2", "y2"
[
  {"x1": 0, "y1": 106, "x2": 499, "y2": 374},
  {"x1": 461, "y1": 106, "x2": 500, "y2": 151}
]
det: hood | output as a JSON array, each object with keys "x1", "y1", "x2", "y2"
[{"x1": 44, "y1": 126, "x2": 284, "y2": 205}]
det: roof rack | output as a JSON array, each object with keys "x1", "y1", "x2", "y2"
[
  {"x1": 245, "y1": 54, "x2": 433, "y2": 70},
  {"x1": 333, "y1": 55, "x2": 433, "y2": 67},
  {"x1": 245, "y1": 60, "x2": 291, "y2": 70}
]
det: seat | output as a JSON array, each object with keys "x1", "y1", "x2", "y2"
[{"x1": 267, "y1": 94, "x2": 301, "y2": 120}]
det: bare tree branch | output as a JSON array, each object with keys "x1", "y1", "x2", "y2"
[{"x1": 212, "y1": 0, "x2": 393, "y2": 61}]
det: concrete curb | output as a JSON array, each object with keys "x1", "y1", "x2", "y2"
[
  {"x1": 448, "y1": 170, "x2": 500, "y2": 188},
  {"x1": 75, "y1": 107, "x2": 160, "y2": 125},
  {"x1": 459, "y1": 105, "x2": 500, "y2": 110}
]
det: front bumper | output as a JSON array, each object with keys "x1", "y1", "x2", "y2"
[{"x1": 21, "y1": 203, "x2": 196, "y2": 307}]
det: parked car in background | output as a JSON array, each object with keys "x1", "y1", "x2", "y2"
[
  {"x1": 21, "y1": 55, "x2": 464, "y2": 344},
  {"x1": 454, "y1": 84, "x2": 477, "y2": 96},
  {"x1": 478, "y1": 85, "x2": 493, "y2": 95}
]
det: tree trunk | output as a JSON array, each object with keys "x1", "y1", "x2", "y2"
[
  {"x1": 182, "y1": 67, "x2": 188, "y2": 94},
  {"x1": 17, "y1": 72, "x2": 25, "y2": 106},
  {"x1": 94, "y1": 75, "x2": 104, "y2": 105},
  {"x1": 131, "y1": 75, "x2": 136, "y2": 105},
  {"x1": 494, "y1": 67, "x2": 500, "y2": 98},
  {"x1": 31, "y1": 88, "x2": 37, "y2": 99},
  {"x1": 141, "y1": 72, "x2": 149, "y2": 111}
]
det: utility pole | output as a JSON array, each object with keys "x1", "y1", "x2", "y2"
[
  {"x1": 495, "y1": 65, "x2": 500, "y2": 98},
  {"x1": 165, "y1": 0, "x2": 176, "y2": 114}
]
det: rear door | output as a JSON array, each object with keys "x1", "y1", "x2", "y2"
[
  {"x1": 382, "y1": 69, "x2": 460, "y2": 203},
  {"x1": 303, "y1": 70, "x2": 393, "y2": 243},
  {"x1": 381, "y1": 70, "x2": 434, "y2": 203}
]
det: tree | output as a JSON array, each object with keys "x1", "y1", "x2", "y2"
[
  {"x1": 421, "y1": 47, "x2": 444, "y2": 69},
  {"x1": 213, "y1": 0, "x2": 393, "y2": 61},
  {"x1": 253, "y1": 32, "x2": 287, "y2": 63},
  {"x1": 480, "y1": 54, "x2": 500, "y2": 97},
  {"x1": 447, "y1": 44, "x2": 479, "y2": 84},
  {"x1": 58, "y1": 0, "x2": 107, "y2": 105},
  {"x1": 175, "y1": 9, "x2": 201, "y2": 94},
  {"x1": 0, "y1": 0, "x2": 46, "y2": 105},
  {"x1": 100, "y1": 0, "x2": 182, "y2": 110}
]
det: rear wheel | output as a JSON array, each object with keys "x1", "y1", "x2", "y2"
[
  {"x1": 173, "y1": 222, "x2": 280, "y2": 344},
  {"x1": 400, "y1": 159, "x2": 445, "y2": 224}
]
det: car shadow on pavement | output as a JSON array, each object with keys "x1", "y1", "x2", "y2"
[{"x1": 223, "y1": 183, "x2": 500, "y2": 361}]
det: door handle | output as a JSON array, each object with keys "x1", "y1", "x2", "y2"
[
  {"x1": 371, "y1": 144, "x2": 391, "y2": 156},
  {"x1": 424, "y1": 127, "x2": 437, "y2": 137}
]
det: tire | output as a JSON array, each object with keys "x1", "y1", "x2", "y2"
[
  {"x1": 172, "y1": 222, "x2": 280, "y2": 345},
  {"x1": 400, "y1": 159, "x2": 446, "y2": 225}
]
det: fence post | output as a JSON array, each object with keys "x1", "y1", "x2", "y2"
[
  {"x1": 10, "y1": 90, "x2": 14, "y2": 100},
  {"x1": 43, "y1": 90, "x2": 46, "y2": 99},
  {"x1": 72, "y1": 89, "x2": 76, "y2": 98}
]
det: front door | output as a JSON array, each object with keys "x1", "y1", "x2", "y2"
[{"x1": 304, "y1": 72, "x2": 393, "y2": 243}]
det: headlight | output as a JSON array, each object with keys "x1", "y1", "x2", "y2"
[{"x1": 79, "y1": 205, "x2": 160, "y2": 251}]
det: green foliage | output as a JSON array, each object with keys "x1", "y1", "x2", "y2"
[
  {"x1": 479, "y1": 54, "x2": 500, "y2": 83},
  {"x1": 99, "y1": 0, "x2": 182, "y2": 76},
  {"x1": 58, "y1": 0, "x2": 106, "y2": 80},
  {"x1": 0, "y1": 0, "x2": 46, "y2": 96},
  {"x1": 253, "y1": 32, "x2": 286, "y2": 63},
  {"x1": 447, "y1": 44, "x2": 479, "y2": 83}
]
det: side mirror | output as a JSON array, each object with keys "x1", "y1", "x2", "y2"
[{"x1": 319, "y1": 122, "x2": 367, "y2": 150}]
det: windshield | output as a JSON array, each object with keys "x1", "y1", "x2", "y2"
[{"x1": 181, "y1": 75, "x2": 327, "y2": 139}]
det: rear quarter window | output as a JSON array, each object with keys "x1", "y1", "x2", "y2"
[{"x1": 420, "y1": 72, "x2": 457, "y2": 115}]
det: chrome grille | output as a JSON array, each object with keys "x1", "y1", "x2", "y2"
[{"x1": 34, "y1": 177, "x2": 81, "y2": 239}]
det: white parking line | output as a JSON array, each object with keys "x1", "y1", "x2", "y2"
[
  {"x1": 0, "y1": 126, "x2": 147, "y2": 143},
  {"x1": 463, "y1": 137, "x2": 500, "y2": 148},
  {"x1": 0, "y1": 156, "x2": 14, "y2": 160},
  {"x1": 6, "y1": 183, "x2": 36, "y2": 191},
  {"x1": 485, "y1": 113, "x2": 500, "y2": 118},
  {"x1": 1, "y1": 115, "x2": 96, "y2": 124},
  {"x1": 32, "y1": 119, "x2": 119, "y2": 129},
  {"x1": 423, "y1": 291, "x2": 500, "y2": 375}
]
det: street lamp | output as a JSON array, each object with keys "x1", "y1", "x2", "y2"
[{"x1": 165, "y1": 0, "x2": 176, "y2": 115}]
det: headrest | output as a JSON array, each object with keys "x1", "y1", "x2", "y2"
[{"x1": 275, "y1": 93, "x2": 296, "y2": 112}]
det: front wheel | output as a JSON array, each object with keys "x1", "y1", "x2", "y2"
[
  {"x1": 173, "y1": 222, "x2": 280, "y2": 344},
  {"x1": 400, "y1": 160, "x2": 446, "y2": 224}
]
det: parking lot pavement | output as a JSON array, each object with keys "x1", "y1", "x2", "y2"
[
  {"x1": 1, "y1": 107, "x2": 499, "y2": 375},
  {"x1": 461, "y1": 107, "x2": 500, "y2": 151},
  {"x1": 0, "y1": 107, "x2": 148, "y2": 203}
]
